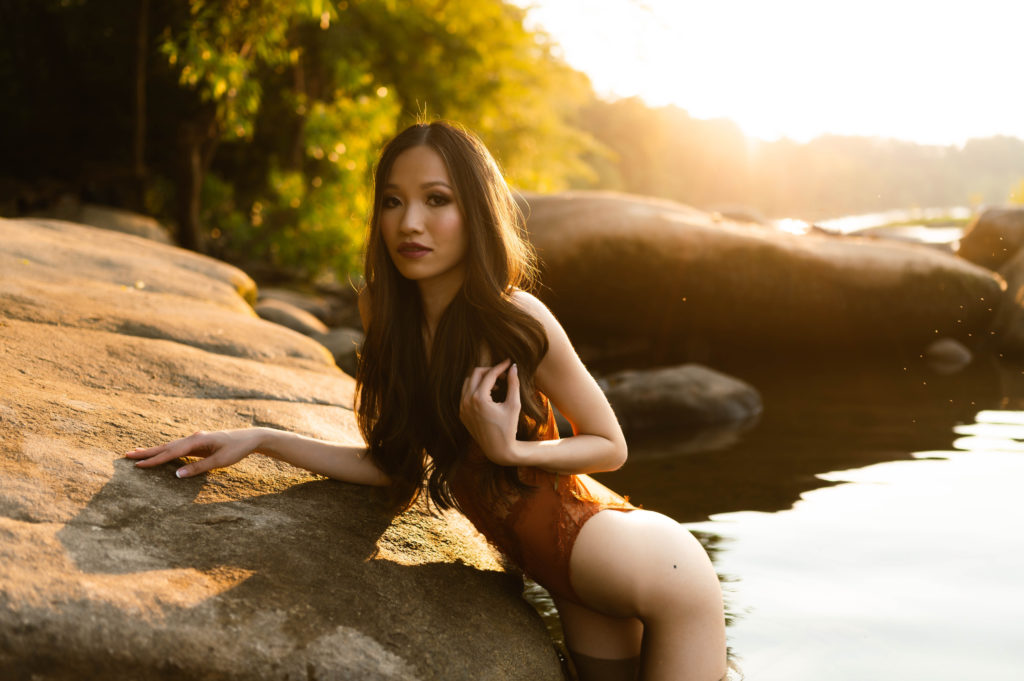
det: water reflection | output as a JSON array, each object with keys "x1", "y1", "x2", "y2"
[
  {"x1": 622, "y1": 358, "x2": 1024, "y2": 681},
  {"x1": 532, "y1": 355, "x2": 1024, "y2": 679},
  {"x1": 595, "y1": 354, "x2": 1000, "y2": 522},
  {"x1": 689, "y1": 445, "x2": 1024, "y2": 680}
]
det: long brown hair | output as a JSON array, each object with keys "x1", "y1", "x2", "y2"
[{"x1": 356, "y1": 121, "x2": 549, "y2": 511}]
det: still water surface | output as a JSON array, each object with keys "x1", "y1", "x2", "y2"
[{"x1": 594, "y1": 354, "x2": 1024, "y2": 680}]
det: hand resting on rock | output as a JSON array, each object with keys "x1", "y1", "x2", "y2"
[{"x1": 127, "y1": 428, "x2": 390, "y2": 486}]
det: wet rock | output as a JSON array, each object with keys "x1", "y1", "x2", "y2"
[
  {"x1": 520, "y1": 191, "x2": 1002, "y2": 365},
  {"x1": 313, "y1": 327, "x2": 365, "y2": 378},
  {"x1": 600, "y1": 364, "x2": 762, "y2": 434},
  {"x1": 990, "y1": 246, "x2": 1024, "y2": 357},
  {"x1": 255, "y1": 298, "x2": 330, "y2": 336},
  {"x1": 0, "y1": 218, "x2": 562, "y2": 681},
  {"x1": 923, "y1": 337, "x2": 973, "y2": 374},
  {"x1": 957, "y1": 207, "x2": 1024, "y2": 270}
]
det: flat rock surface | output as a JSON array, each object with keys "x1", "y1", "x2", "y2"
[{"x1": 0, "y1": 218, "x2": 561, "y2": 681}]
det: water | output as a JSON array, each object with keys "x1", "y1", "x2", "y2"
[
  {"x1": 769, "y1": 206, "x2": 971, "y2": 248},
  {"x1": 591, "y1": 354, "x2": 1024, "y2": 680},
  {"x1": 813, "y1": 206, "x2": 973, "y2": 235}
]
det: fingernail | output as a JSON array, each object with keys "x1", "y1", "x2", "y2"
[
  {"x1": 511, "y1": 363, "x2": 518, "y2": 372},
  {"x1": 175, "y1": 468, "x2": 187, "y2": 478}
]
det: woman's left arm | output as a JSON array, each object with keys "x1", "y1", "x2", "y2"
[{"x1": 459, "y1": 292, "x2": 627, "y2": 475}]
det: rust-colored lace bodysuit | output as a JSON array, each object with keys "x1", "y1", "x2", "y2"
[{"x1": 449, "y1": 401, "x2": 636, "y2": 605}]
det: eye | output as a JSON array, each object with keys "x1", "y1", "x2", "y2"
[
  {"x1": 426, "y1": 193, "x2": 452, "y2": 207},
  {"x1": 382, "y1": 195, "x2": 401, "y2": 209}
]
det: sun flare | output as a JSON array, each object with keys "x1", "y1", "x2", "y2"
[{"x1": 519, "y1": 0, "x2": 1024, "y2": 145}]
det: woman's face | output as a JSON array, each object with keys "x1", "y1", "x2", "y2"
[{"x1": 380, "y1": 145, "x2": 468, "y2": 293}]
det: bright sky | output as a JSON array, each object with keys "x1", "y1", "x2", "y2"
[{"x1": 516, "y1": 0, "x2": 1024, "y2": 146}]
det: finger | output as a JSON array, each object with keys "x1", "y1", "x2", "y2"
[
  {"x1": 462, "y1": 366, "x2": 490, "y2": 402},
  {"x1": 124, "y1": 443, "x2": 169, "y2": 459},
  {"x1": 178, "y1": 443, "x2": 246, "y2": 478},
  {"x1": 175, "y1": 452, "x2": 217, "y2": 478},
  {"x1": 507, "y1": 362, "x2": 521, "y2": 408},
  {"x1": 475, "y1": 359, "x2": 512, "y2": 398},
  {"x1": 132, "y1": 446, "x2": 188, "y2": 468},
  {"x1": 461, "y1": 372, "x2": 477, "y2": 402},
  {"x1": 132, "y1": 435, "x2": 207, "y2": 468}
]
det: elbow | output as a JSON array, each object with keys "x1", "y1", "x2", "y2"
[{"x1": 607, "y1": 437, "x2": 628, "y2": 472}]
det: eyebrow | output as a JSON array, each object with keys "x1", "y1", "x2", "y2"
[{"x1": 383, "y1": 181, "x2": 453, "y2": 190}]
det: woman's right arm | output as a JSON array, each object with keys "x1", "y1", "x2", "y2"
[
  {"x1": 129, "y1": 289, "x2": 387, "y2": 484},
  {"x1": 126, "y1": 428, "x2": 390, "y2": 485}
]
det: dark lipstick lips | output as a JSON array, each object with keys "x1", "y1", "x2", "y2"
[
  {"x1": 396, "y1": 242, "x2": 432, "y2": 258},
  {"x1": 397, "y1": 242, "x2": 431, "y2": 253}
]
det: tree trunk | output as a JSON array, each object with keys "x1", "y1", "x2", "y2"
[
  {"x1": 131, "y1": 0, "x2": 149, "y2": 210},
  {"x1": 175, "y1": 110, "x2": 217, "y2": 252}
]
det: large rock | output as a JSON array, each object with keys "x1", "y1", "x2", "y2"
[
  {"x1": 990, "y1": 246, "x2": 1024, "y2": 357},
  {"x1": 259, "y1": 285, "x2": 363, "y2": 329},
  {"x1": 521, "y1": 191, "x2": 1003, "y2": 364},
  {"x1": 313, "y1": 327, "x2": 365, "y2": 378},
  {"x1": 957, "y1": 207, "x2": 1024, "y2": 270},
  {"x1": 254, "y1": 298, "x2": 330, "y2": 337},
  {"x1": 31, "y1": 196, "x2": 173, "y2": 244},
  {"x1": 0, "y1": 218, "x2": 561, "y2": 681},
  {"x1": 600, "y1": 364, "x2": 762, "y2": 434}
]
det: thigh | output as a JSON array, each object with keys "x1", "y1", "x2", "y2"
[
  {"x1": 568, "y1": 509, "x2": 722, "y2": 620},
  {"x1": 554, "y1": 595, "x2": 643, "y2": 659}
]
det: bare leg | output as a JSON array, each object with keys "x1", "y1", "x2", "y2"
[
  {"x1": 569, "y1": 510, "x2": 727, "y2": 681},
  {"x1": 571, "y1": 651, "x2": 641, "y2": 681},
  {"x1": 555, "y1": 595, "x2": 643, "y2": 681}
]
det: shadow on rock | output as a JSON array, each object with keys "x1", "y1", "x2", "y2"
[{"x1": 30, "y1": 460, "x2": 558, "y2": 681}]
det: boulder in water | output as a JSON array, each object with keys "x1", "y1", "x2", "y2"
[
  {"x1": 521, "y1": 191, "x2": 1003, "y2": 365},
  {"x1": 600, "y1": 364, "x2": 762, "y2": 434},
  {"x1": 957, "y1": 207, "x2": 1024, "y2": 270}
]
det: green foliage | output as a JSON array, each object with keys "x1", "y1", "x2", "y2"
[
  {"x1": 12, "y1": 0, "x2": 1021, "y2": 277},
  {"x1": 159, "y1": 0, "x2": 594, "y2": 280},
  {"x1": 0, "y1": 0, "x2": 595, "y2": 282}
]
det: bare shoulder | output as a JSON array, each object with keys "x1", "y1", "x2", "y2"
[
  {"x1": 509, "y1": 289, "x2": 560, "y2": 331},
  {"x1": 508, "y1": 289, "x2": 576, "y2": 360},
  {"x1": 357, "y1": 288, "x2": 372, "y2": 332}
]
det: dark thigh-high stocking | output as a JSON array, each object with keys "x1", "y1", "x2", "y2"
[{"x1": 570, "y1": 651, "x2": 641, "y2": 681}]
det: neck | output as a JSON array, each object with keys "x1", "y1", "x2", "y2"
[{"x1": 417, "y1": 268, "x2": 465, "y2": 342}]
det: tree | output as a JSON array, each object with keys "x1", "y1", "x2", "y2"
[{"x1": 0, "y1": 0, "x2": 596, "y2": 281}]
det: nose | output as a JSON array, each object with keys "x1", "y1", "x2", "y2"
[{"x1": 399, "y1": 202, "x2": 425, "y2": 234}]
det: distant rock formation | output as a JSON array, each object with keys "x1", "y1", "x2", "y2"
[
  {"x1": 957, "y1": 207, "x2": 1024, "y2": 271},
  {"x1": 0, "y1": 218, "x2": 562, "y2": 681},
  {"x1": 30, "y1": 197, "x2": 173, "y2": 244},
  {"x1": 520, "y1": 191, "x2": 1004, "y2": 366}
]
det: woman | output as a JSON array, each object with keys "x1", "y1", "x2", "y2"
[{"x1": 128, "y1": 121, "x2": 727, "y2": 681}]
